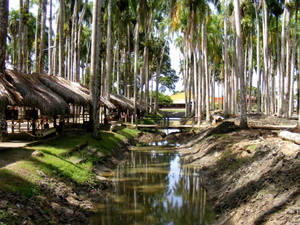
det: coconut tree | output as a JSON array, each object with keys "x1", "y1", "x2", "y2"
[
  {"x1": 90, "y1": 0, "x2": 104, "y2": 137},
  {"x1": 0, "y1": 0, "x2": 8, "y2": 74},
  {"x1": 39, "y1": 0, "x2": 47, "y2": 72},
  {"x1": 262, "y1": 0, "x2": 270, "y2": 115},
  {"x1": 289, "y1": 1, "x2": 298, "y2": 117},
  {"x1": 234, "y1": 0, "x2": 247, "y2": 128},
  {"x1": 0, "y1": 0, "x2": 8, "y2": 141},
  {"x1": 105, "y1": 0, "x2": 112, "y2": 99},
  {"x1": 224, "y1": 0, "x2": 229, "y2": 118},
  {"x1": 48, "y1": 0, "x2": 53, "y2": 74},
  {"x1": 59, "y1": 0, "x2": 65, "y2": 78}
]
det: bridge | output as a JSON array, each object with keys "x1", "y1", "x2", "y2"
[{"x1": 121, "y1": 116, "x2": 201, "y2": 130}]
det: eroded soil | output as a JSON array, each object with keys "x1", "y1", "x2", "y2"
[{"x1": 177, "y1": 120, "x2": 300, "y2": 225}]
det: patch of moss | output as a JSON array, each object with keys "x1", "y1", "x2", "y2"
[
  {"x1": 247, "y1": 144, "x2": 257, "y2": 151},
  {"x1": 212, "y1": 133, "x2": 226, "y2": 139},
  {"x1": 217, "y1": 151, "x2": 251, "y2": 172}
]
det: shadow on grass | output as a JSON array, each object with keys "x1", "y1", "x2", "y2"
[
  {"x1": 0, "y1": 169, "x2": 39, "y2": 197},
  {"x1": 0, "y1": 148, "x2": 34, "y2": 168}
]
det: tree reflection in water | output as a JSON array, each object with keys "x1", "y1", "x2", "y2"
[{"x1": 90, "y1": 141, "x2": 215, "y2": 225}]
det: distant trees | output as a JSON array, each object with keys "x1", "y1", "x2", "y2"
[{"x1": 0, "y1": 0, "x2": 299, "y2": 130}]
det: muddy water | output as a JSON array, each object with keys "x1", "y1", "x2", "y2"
[{"x1": 90, "y1": 130, "x2": 214, "y2": 225}]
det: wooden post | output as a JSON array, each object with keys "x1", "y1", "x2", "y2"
[{"x1": 0, "y1": 105, "x2": 7, "y2": 141}]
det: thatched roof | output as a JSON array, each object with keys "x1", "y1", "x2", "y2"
[
  {"x1": 5, "y1": 70, "x2": 70, "y2": 116},
  {"x1": 34, "y1": 72, "x2": 91, "y2": 107},
  {"x1": 100, "y1": 96, "x2": 116, "y2": 109},
  {"x1": 110, "y1": 94, "x2": 134, "y2": 110},
  {"x1": 0, "y1": 73, "x2": 23, "y2": 107}
]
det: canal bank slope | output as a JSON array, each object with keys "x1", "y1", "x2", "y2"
[
  {"x1": 177, "y1": 122, "x2": 300, "y2": 225},
  {"x1": 0, "y1": 127, "x2": 152, "y2": 225}
]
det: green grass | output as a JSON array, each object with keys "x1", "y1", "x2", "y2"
[
  {"x1": 0, "y1": 127, "x2": 141, "y2": 196},
  {"x1": 139, "y1": 113, "x2": 164, "y2": 125},
  {"x1": 0, "y1": 169, "x2": 39, "y2": 197}
]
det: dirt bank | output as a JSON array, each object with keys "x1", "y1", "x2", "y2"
[{"x1": 178, "y1": 122, "x2": 300, "y2": 225}]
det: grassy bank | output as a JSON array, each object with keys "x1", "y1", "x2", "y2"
[{"x1": 0, "y1": 127, "x2": 140, "y2": 198}]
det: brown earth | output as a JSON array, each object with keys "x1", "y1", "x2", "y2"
[{"x1": 176, "y1": 118, "x2": 300, "y2": 225}]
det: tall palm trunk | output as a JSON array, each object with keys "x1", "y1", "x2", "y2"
[
  {"x1": 18, "y1": 0, "x2": 24, "y2": 71},
  {"x1": 289, "y1": 3, "x2": 298, "y2": 117},
  {"x1": 39, "y1": 0, "x2": 47, "y2": 72},
  {"x1": 248, "y1": 33, "x2": 253, "y2": 112},
  {"x1": 53, "y1": 14, "x2": 60, "y2": 76},
  {"x1": 279, "y1": 2, "x2": 287, "y2": 116},
  {"x1": 202, "y1": 20, "x2": 210, "y2": 122},
  {"x1": 48, "y1": 0, "x2": 53, "y2": 74},
  {"x1": 75, "y1": 0, "x2": 88, "y2": 82},
  {"x1": 193, "y1": 49, "x2": 198, "y2": 117},
  {"x1": 255, "y1": 4, "x2": 261, "y2": 113},
  {"x1": 34, "y1": 0, "x2": 41, "y2": 72},
  {"x1": 224, "y1": 2, "x2": 229, "y2": 118},
  {"x1": 211, "y1": 68, "x2": 215, "y2": 111},
  {"x1": 197, "y1": 37, "x2": 202, "y2": 125},
  {"x1": 285, "y1": 0, "x2": 291, "y2": 117},
  {"x1": 234, "y1": 0, "x2": 247, "y2": 128},
  {"x1": 276, "y1": 17, "x2": 280, "y2": 114},
  {"x1": 59, "y1": 0, "x2": 65, "y2": 78},
  {"x1": 154, "y1": 44, "x2": 166, "y2": 114},
  {"x1": 298, "y1": 45, "x2": 300, "y2": 125},
  {"x1": 116, "y1": 40, "x2": 120, "y2": 95},
  {"x1": 105, "y1": 0, "x2": 112, "y2": 98},
  {"x1": 0, "y1": 0, "x2": 8, "y2": 141},
  {"x1": 298, "y1": 43, "x2": 300, "y2": 115},
  {"x1": 143, "y1": 12, "x2": 152, "y2": 114},
  {"x1": 23, "y1": 0, "x2": 29, "y2": 72},
  {"x1": 70, "y1": 0, "x2": 79, "y2": 81},
  {"x1": 262, "y1": 0, "x2": 269, "y2": 115},
  {"x1": 133, "y1": 9, "x2": 140, "y2": 121},
  {"x1": 126, "y1": 24, "x2": 131, "y2": 97},
  {"x1": 90, "y1": 0, "x2": 104, "y2": 137}
]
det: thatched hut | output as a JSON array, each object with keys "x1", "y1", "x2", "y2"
[
  {"x1": 0, "y1": 73, "x2": 23, "y2": 107},
  {"x1": 5, "y1": 70, "x2": 70, "y2": 116},
  {"x1": 110, "y1": 94, "x2": 134, "y2": 111},
  {"x1": 35, "y1": 73, "x2": 90, "y2": 107}
]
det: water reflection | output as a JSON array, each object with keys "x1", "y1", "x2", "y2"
[{"x1": 90, "y1": 141, "x2": 214, "y2": 225}]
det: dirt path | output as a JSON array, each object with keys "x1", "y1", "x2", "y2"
[{"x1": 175, "y1": 121, "x2": 300, "y2": 225}]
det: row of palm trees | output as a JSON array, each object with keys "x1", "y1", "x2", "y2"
[
  {"x1": 0, "y1": 0, "x2": 299, "y2": 136},
  {"x1": 171, "y1": 0, "x2": 299, "y2": 128}
]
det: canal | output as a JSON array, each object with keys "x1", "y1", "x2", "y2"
[{"x1": 90, "y1": 129, "x2": 214, "y2": 225}]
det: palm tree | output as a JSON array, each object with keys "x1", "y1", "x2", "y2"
[
  {"x1": 0, "y1": 0, "x2": 8, "y2": 74},
  {"x1": 39, "y1": 0, "x2": 47, "y2": 72},
  {"x1": 234, "y1": 0, "x2": 247, "y2": 128},
  {"x1": 18, "y1": 0, "x2": 24, "y2": 71},
  {"x1": 262, "y1": 0, "x2": 269, "y2": 115},
  {"x1": 59, "y1": 0, "x2": 65, "y2": 78},
  {"x1": 90, "y1": 0, "x2": 104, "y2": 137},
  {"x1": 48, "y1": 0, "x2": 53, "y2": 75},
  {"x1": 133, "y1": 1, "x2": 141, "y2": 122},
  {"x1": 224, "y1": 0, "x2": 229, "y2": 118},
  {"x1": 0, "y1": 0, "x2": 8, "y2": 141},
  {"x1": 105, "y1": 0, "x2": 112, "y2": 98},
  {"x1": 289, "y1": 1, "x2": 298, "y2": 117}
]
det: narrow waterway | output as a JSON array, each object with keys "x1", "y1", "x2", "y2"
[{"x1": 90, "y1": 129, "x2": 214, "y2": 225}]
